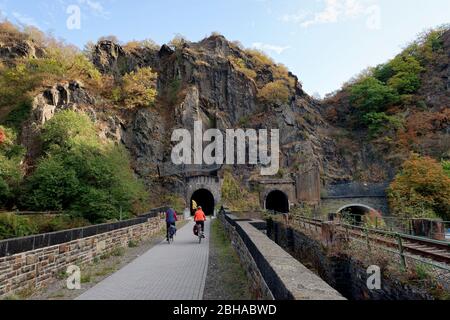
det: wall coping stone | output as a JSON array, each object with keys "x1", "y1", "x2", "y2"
[
  {"x1": 0, "y1": 207, "x2": 168, "y2": 257},
  {"x1": 223, "y1": 213, "x2": 345, "y2": 300}
]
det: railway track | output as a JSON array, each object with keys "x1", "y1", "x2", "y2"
[{"x1": 296, "y1": 217, "x2": 450, "y2": 266}]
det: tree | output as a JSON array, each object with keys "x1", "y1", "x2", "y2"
[
  {"x1": 388, "y1": 154, "x2": 450, "y2": 220},
  {"x1": 386, "y1": 55, "x2": 423, "y2": 94},
  {"x1": 373, "y1": 63, "x2": 395, "y2": 84},
  {"x1": 20, "y1": 111, "x2": 149, "y2": 223},
  {"x1": 0, "y1": 126, "x2": 24, "y2": 208},
  {"x1": 350, "y1": 77, "x2": 399, "y2": 114}
]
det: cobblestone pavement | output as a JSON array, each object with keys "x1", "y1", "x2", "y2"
[{"x1": 77, "y1": 220, "x2": 210, "y2": 300}]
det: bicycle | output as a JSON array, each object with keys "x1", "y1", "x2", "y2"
[
  {"x1": 196, "y1": 223, "x2": 204, "y2": 244},
  {"x1": 168, "y1": 224, "x2": 177, "y2": 244}
]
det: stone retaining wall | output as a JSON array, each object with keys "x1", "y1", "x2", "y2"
[
  {"x1": 267, "y1": 220, "x2": 434, "y2": 300},
  {"x1": 218, "y1": 210, "x2": 345, "y2": 300},
  {"x1": 0, "y1": 210, "x2": 167, "y2": 299}
]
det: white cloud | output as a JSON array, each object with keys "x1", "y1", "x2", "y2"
[
  {"x1": 280, "y1": 11, "x2": 310, "y2": 24},
  {"x1": 12, "y1": 12, "x2": 40, "y2": 28},
  {"x1": 252, "y1": 42, "x2": 291, "y2": 55},
  {"x1": 280, "y1": 0, "x2": 380, "y2": 29},
  {"x1": 77, "y1": 0, "x2": 109, "y2": 17}
]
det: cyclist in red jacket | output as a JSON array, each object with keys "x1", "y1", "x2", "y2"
[{"x1": 194, "y1": 206, "x2": 206, "y2": 238}]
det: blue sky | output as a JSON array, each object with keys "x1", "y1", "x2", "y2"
[{"x1": 1, "y1": 0, "x2": 449, "y2": 96}]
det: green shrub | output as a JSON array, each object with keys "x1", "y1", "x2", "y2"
[
  {"x1": 40, "y1": 109, "x2": 98, "y2": 150},
  {"x1": 258, "y1": 80, "x2": 290, "y2": 105},
  {"x1": 0, "y1": 40, "x2": 101, "y2": 130},
  {"x1": 128, "y1": 240, "x2": 139, "y2": 248},
  {"x1": 20, "y1": 157, "x2": 80, "y2": 211},
  {"x1": 2, "y1": 101, "x2": 32, "y2": 131},
  {"x1": 221, "y1": 171, "x2": 259, "y2": 211},
  {"x1": 245, "y1": 49, "x2": 274, "y2": 67},
  {"x1": 168, "y1": 78, "x2": 182, "y2": 105},
  {"x1": 20, "y1": 111, "x2": 149, "y2": 223},
  {"x1": 442, "y1": 161, "x2": 450, "y2": 177},
  {"x1": 350, "y1": 77, "x2": 400, "y2": 114},
  {"x1": 386, "y1": 55, "x2": 423, "y2": 94},
  {"x1": 0, "y1": 213, "x2": 37, "y2": 240},
  {"x1": 373, "y1": 63, "x2": 395, "y2": 84},
  {"x1": 121, "y1": 67, "x2": 157, "y2": 108},
  {"x1": 0, "y1": 126, "x2": 24, "y2": 207},
  {"x1": 229, "y1": 56, "x2": 257, "y2": 80},
  {"x1": 362, "y1": 112, "x2": 404, "y2": 137},
  {"x1": 161, "y1": 194, "x2": 185, "y2": 213},
  {"x1": 28, "y1": 215, "x2": 89, "y2": 234}
]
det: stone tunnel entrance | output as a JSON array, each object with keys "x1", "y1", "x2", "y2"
[
  {"x1": 337, "y1": 204, "x2": 375, "y2": 223},
  {"x1": 191, "y1": 189, "x2": 215, "y2": 216},
  {"x1": 265, "y1": 190, "x2": 289, "y2": 213}
]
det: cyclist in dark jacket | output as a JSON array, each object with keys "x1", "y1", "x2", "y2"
[{"x1": 165, "y1": 208, "x2": 178, "y2": 241}]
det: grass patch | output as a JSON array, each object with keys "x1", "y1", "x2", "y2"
[
  {"x1": 94, "y1": 266, "x2": 117, "y2": 277},
  {"x1": 110, "y1": 247, "x2": 125, "y2": 257},
  {"x1": 80, "y1": 274, "x2": 91, "y2": 284},
  {"x1": 128, "y1": 240, "x2": 139, "y2": 248},
  {"x1": 209, "y1": 219, "x2": 251, "y2": 300}
]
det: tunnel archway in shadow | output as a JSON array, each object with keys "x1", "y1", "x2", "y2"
[
  {"x1": 265, "y1": 190, "x2": 289, "y2": 213},
  {"x1": 191, "y1": 189, "x2": 215, "y2": 216},
  {"x1": 337, "y1": 204, "x2": 374, "y2": 224}
]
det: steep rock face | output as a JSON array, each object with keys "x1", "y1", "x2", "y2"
[
  {"x1": 21, "y1": 81, "x2": 121, "y2": 165},
  {"x1": 92, "y1": 40, "x2": 160, "y2": 77},
  {"x1": 80, "y1": 35, "x2": 333, "y2": 190},
  {"x1": 30, "y1": 81, "x2": 96, "y2": 125},
  {"x1": 418, "y1": 29, "x2": 450, "y2": 109},
  {"x1": 320, "y1": 28, "x2": 450, "y2": 182}
]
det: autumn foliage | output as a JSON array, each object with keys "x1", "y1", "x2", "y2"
[
  {"x1": 388, "y1": 154, "x2": 450, "y2": 220},
  {"x1": 0, "y1": 128, "x2": 5, "y2": 144}
]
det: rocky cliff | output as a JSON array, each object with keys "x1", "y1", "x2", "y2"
[
  {"x1": 85, "y1": 35, "x2": 332, "y2": 188},
  {"x1": 2, "y1": 24, "x2": 448, "y2": 207}
]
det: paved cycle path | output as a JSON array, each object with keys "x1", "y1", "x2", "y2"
[{"x1": 77, "y1": 220, "x2": 210, "y2": 300}]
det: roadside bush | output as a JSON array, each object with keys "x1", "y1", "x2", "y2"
[
  {"x1": 0, "y1": 213, "x2": 37, "y2": 240},
  {"x1": 28, "y1": 215, "x2": 90, "y2": 234},
  {"x1": 363, "y1": 210, "x2": 386, "y2": 229},
  {"x1": 388, "y1": 154, "x2": 450, "y2": 220}
]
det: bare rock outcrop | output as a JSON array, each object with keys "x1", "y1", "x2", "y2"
[{"x1": 0, "y1": 38, "x2": 45, "y2": 62}]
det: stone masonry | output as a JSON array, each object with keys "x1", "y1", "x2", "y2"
[
  {"x1": 218, "y1": 210, "x2": 345, "y2": 300},
  {"x1": 0, "y1": 216, "x2": 164, "y2": 299}
]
